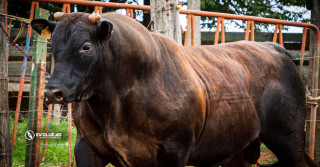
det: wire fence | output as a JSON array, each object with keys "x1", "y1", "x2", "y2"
[
  {"x1": 2, "y1": 0, "x2": 320, "y2": 167},
  {"x1": 5, "y1": 108, "x2": 75, "y2": 167}
]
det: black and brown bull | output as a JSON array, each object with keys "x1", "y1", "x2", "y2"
[{"x1": 31, "y1": 12, "x2": 316, "y2": 167}]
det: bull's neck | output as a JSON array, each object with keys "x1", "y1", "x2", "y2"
[{"x1": 98, "y1": 28, "x2": 161, "y2": 93}]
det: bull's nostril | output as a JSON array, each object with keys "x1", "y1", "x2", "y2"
[{"x1": 54, "y1": 91, "x2": 63, "y2": 101}]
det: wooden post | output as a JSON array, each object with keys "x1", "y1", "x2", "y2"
[
  {"x1": 0, "y1": 0, "x2": 11, "y2": 166},
  {"x1": 150, "y1": 0, "x2": 181, "y2": 44},
  {"x1": 25, "y1": 8, "x2": 48, "y2": 167},
  {"x1": 188, "y1": 0, "x2": 200, "y2": 46},
  {"x1": 307, "y1": 0, "x2": 320, "y2": 162}
]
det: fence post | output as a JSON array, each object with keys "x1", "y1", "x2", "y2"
[
  {"x1": 150, "y1": 0, "x2": 181, "y2": 44},
  {"x1": 0, "y1": 0, "x2": 11, "y2": 166},
  {"x1": 188, "y1": 0, "x2": 200, "y2": 46},
  {"x1": 12, "y1": 1, "x2": 38, "y2": 153},
  {"x1": 25, "y1": 7, "x2": 48, "y2": 167}
]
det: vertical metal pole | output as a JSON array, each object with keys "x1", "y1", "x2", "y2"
[
  {"x1": 250, "y1": 21, "x2": 254, "y2": 41},
  {"x1": 214, "y1": 17, "x2": 220, "y2": 45},
  {"x1": 12, "y1": 1, "x2": 36, "y2": 152},
  {"x1": 272, "y1": 24, "x2": 279, "y2": 43},
  {"x1": 220, "y1": 18, "x2": 225, "y2": 43},
  {"x1": 126, "y1": 8, "x2": 130, "y2": 16},
  {"x1": 191, "y1": 15, "x2": 195, "y2": 46},
  {"x1": 68, "y1": 103, "x2": 73, "y2": 166},
  {"x1": 62, "y1": 3, "x2": 66, "y2": 13},
  {"x1": 67, "y1": 3, "x2": 71, "y2": 13},
  {"x1": 99, "y1": 6, "x2": 102, "y2": 13},
  {"x1": 41, "y1": 104, "x2": 52, "y2": 162},
  {"x1": 184, "y1": 14, "x2": 191, "y2": 46},
  {"x1": 299, "y1": 27, "x2": 307, "y2": 75},
  {"x1": 279, "y1": 24, "x2": 283, "y2": 46},
  {"x1": 245, "y1": 20, "x2": 251, "y2": 41}
]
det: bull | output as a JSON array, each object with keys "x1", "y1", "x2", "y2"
[{"x1": 31, "y1": 12, "x2": 316, "y2": 167}]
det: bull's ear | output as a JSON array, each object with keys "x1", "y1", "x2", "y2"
[
  {"x1": 97, "y1": 20, "x2": 113, "y2": 40},
  {"x1": 31, "y1": 19, "x2": 56, "y2": 35}
]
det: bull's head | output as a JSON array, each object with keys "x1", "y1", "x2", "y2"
[{"x1": 31, "y1": 12, "x2": 113, "y2": 104}]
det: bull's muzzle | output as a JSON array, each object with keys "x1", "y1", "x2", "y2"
[{"x1": 44, "y1": 87, "x2": 65, "y2": 104}]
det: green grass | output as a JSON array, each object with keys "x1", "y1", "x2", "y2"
[
  {"x1": 10, "y1": 114, "x2": 77, "y2": 166},
  {"x1": 260, "y1": 143, "x2": 278, "y2": 165},
  {"x1": 10, "y1": 116, "x2": 278, "y2": 166}
]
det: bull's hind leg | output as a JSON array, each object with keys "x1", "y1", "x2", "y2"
[{"x1": 258, "y1": 80, "x2": 316, "y2": 167}]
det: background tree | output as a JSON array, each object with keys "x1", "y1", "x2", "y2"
[{"x1": 200, "y1": 0, "x2": 309, "y2": 30}]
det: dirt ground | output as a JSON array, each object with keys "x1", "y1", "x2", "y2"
[{"x1": 260, "y1": 150, "x2": 277, "y2": 164}]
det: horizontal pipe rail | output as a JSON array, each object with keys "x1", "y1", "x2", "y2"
[{"x1": 20, "y1": 0, "x2": 319, "y2": 40}]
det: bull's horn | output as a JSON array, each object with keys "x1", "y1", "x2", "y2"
[
  {"x1": 54, "y1": 12, "x2": 64, "y2": 20},
  {"x1": 88, "y1": 13, "x2": 101, "y2": 24}
]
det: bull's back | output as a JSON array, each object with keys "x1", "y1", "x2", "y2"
[{"x1": 182, "y1": 41, "x2": 298, "y2": 165}]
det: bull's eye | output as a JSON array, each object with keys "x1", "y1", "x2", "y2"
[{"x1": 83, "y1": 45, "x2": 91, "y2": 51}]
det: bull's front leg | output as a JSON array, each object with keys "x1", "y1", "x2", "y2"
[{"x1": 74, "y1": 136, "x2": 107, "y2": 167}]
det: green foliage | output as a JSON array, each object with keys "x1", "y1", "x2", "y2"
[
  {"x1": 10, "y1": 116, "x2": 77, "y2": 166},
  {"x1": 200, "y1": 0, "x2": 309, "y2": 31}
]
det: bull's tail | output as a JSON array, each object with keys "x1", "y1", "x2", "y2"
[{"x1": 305, "y1": 151, "x2": 317, "y2": 167}]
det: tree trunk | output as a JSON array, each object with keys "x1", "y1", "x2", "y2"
[
  {"x1": 307, "y1": 0, "x2": 320, "y2": 164},
  {"x1": 0, "y1": 0, "x2": 12, "y2": 166},
  {"x1": 187, "y1": 0, "x2": 201, "y2": 46},
  {"x1": 150, "y1": 0, "x2": 181, "y2": 44}
]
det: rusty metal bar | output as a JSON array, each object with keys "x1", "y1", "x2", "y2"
[
  {"x1": 250, "y1": 21, "x2": 254, "y2": 41},
  {"x1": 12, "y1": 1, "x2": 38, "y2": 153},
  {"x1": 27, "y1": 0, "x2": 151, "y2": 10},
  {"x1": 184, "y1": 14, "x2": 191, "y2": 46},
  {"x1": 126, "y1": 8, "x2": 129, "y2": 16},
  {"x1": 214, "y1": 17, "x2": 221, "y2": 45},
  {"x1": 299, "y1": 27, "x2": 307, "y2": 74},
  {"x1": 22, "y1": 0, "x2": 319, "y2": 30},
  {"x1": 126, "y1": 8, "x2": 134, "y2": 18},
  {"x1": 67, "y1": 3, "x2": 71, "y2": 13},
  {"x1": 62, "y1": 3, "x2": 66, "y2": 13},
  {"x1": 221, "y1": 18, "x2": 225, "y2": 43},
  {"x1": 68, "y1": 103, "x2": 73, "y2": 166},
  {"x1": 273, "y1": 24, "x2": 279, "y2": 43},
  {"x1": 279, "y1": 24, "x2": 283, "y2": 46},
  {"x1": 95, "y1": 6, "x2": 102, "y2": 14},
  {"x1": 41, "y1": 104, "x2": 52, "y2": 162},
  {"x1": 191, "y1": 14, "x2": 195, "y2": 46},
  {"x1": 245, "y1": 20, "x2": 250, "y2": 40}
]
